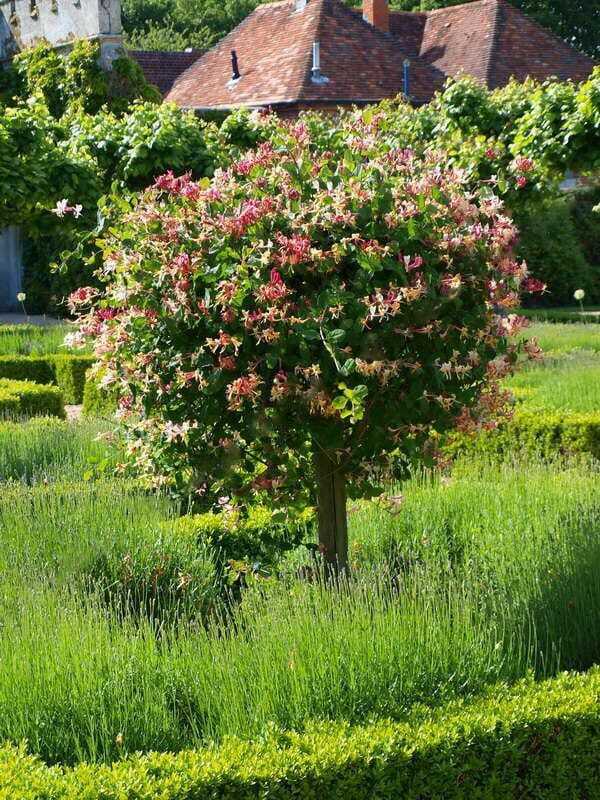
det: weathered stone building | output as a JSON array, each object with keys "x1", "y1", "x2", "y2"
[
  {"x1": 0, "y1": 0, "x2": 124, "y2": 310},
  {"x1": 0, "y1": 0, "x2": 122, "y2": 65}
]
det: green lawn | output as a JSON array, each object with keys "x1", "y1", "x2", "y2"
[
  {"x1": 508, "y1": 322, "x2": 600, "y2": 413},
  {"x1": 0, "y1": 323, "x2": 81, "y2": 356}
]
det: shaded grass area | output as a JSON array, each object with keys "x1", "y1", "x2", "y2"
[
  {"x1": 521, "y1": 308, "x2": 600, "y2": 324},
  {"x1": 1, "y1": 460, "x2": 600, "y2": 764}
]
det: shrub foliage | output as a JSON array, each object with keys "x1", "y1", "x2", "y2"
[
  {"x1": 0, "y1": 355, "x2": 94, "y2": 404},
  {"x1": 0, "y1": 379, "x2": 65, "y2": 418}
]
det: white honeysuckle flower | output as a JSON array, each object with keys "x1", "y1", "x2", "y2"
[
  {"x1": 52, "y1": 199, "x2": 70, "y2": 218},
  {"x1": 63, "y1": 331, "x2": 87, "y2": 349}
]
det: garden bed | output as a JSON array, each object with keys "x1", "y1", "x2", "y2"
[{"x1": 3, "y1": 668, "x2": 600, "y2": 799}]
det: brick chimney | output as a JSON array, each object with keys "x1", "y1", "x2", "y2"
[{"x1": 363, "y1": 0, "x2": 389, "y2": 33}]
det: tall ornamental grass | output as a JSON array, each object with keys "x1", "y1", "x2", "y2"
[
  {"x1": 1, "y1": 459, "x2": 600, "y2": 763},
  {"x1": 0, "y1": 417, "x2": 121, "y2": 484}
]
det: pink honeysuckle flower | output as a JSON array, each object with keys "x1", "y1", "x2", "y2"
[
  {"x1": 513, "y1": 157, "x2": 534, "y2": 173},
  {"x1": 67, "y1": 286, "x2": 98, "y2": 312},
  {"x1": 521, "y1": 277, "x2": 546, "y2": 294},
  {"x1": 52, "y1": 199, "x2": 83, "y2": 218},
  {"x1": 401, "y1": 254, "x2": 424, "y2": 272}
]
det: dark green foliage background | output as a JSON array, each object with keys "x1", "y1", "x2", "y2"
[{"x1": 516, "y1": 193, "x2": 600, "y2": 307}]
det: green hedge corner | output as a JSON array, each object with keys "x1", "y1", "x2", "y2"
[
  {"x1": 0, "y1": 379, "x2": 65, "y2": 419},
  {"x1": 0, "y1": 355, "x2": 95, "y2": 404},
  {"x1": 447, "y1": 409, "x2": 600, "y2": 462}
]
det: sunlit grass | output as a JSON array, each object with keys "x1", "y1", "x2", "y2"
[
  {"x1": 523, "y1": 322, "x2": 600, "y2": 355},
  {"x1": 0, "y1": 324, "x2": 85, "y2": 356},
  {"x1": 506, "y1": 353, "x2": 600, "y2": 413},
  {"x1": 0, "y1": 417, "x2": 121, "y2": 484}
]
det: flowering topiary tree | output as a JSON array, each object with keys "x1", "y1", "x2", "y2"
[{"x1": 72, "y1": 116, "x2": 541, "y2": 569}]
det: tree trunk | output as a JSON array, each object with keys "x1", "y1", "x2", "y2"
[{"x1": 313, "y1": 448, "x2": 349, "y2": 572}]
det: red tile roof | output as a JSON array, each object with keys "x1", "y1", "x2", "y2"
[
  {"x1": 414, "y1": 0, "x2": 594, "y2": 87},
  {"x1": 166, "y1": 0, "x2": 444, "y2": 109},
  {"x1": 163, "y1": 0, "x2": 595, "y2": 111},
  {"x1": 487, "y1": 0, "x2": 594, "y2": 87},
  {"x1": 129, "y1": 50, "x2": 204, "y2": 96}
]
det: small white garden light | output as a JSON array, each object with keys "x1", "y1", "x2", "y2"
[
  {"x1": 574, "y1": 288, "x2": 586, "y2": 317},
  {"x1": 16, "y1": 292, "x2": 28, "y2": 321}
]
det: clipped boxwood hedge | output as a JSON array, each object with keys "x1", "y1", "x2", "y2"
[
  {"x1": 447, "y1": 409, "x2": 600, "y2": 461},
  {"x1": 52, "y1": 355, "x2": 94, "y2": 405},
  {"x1": 0, "y1": 379, "x2": 65, "y2": 419},
  {"x1": 170, "y1": 506, "x2": 314, "y2": 571},
  {"x1": 82, "y1": 373, "x2": 118, "y2": 418},
  {"x1": 2, "y1": 668, "x2": 600, "y2": 798},
  {"x1": 0, "y1": 356, "x2": 94, "y2": 404}
]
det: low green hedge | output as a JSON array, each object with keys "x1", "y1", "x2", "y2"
[
  {"x1": 2, "y1": 668, "x2": 600, "y2": 798},
  {"x1": 82, "y1": 374, "x2": 117, "y2": 417},
  {"x1": 447, "y1": 409, "x2": 600, "y2": 461},
  {"x1": 0, "y1": 379, "x2": 65, "y2": 419},
  {"x1": 52, "y1": 356, "x2": 94, "y2": 405},
  {"x1": 170, "y1": 506, "x2": 314, "y2": 572},
  {"x1": 520, "y1": 308, "x2": 600, "y2": 324},
  {"x1": 0, "y1": 356, "x2": 94, "y2": 404}
]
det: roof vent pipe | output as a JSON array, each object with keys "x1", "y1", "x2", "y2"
[
  {"x1": 231, "y1": 50, "x2": 240, "y2": 81},
  {"x1": 403, "y1": 58, "x2": 410, "y2": 98},
  {"x1": 312, "y1": 41, "x2": 321, "y2": 79},
  {"x1": 311, "y1": 41, "x2": 329, "y2": 84}
]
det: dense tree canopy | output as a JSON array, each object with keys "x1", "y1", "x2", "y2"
[
  {"x1": 123, "y1": 0, "x2": 598, "y2": 58},
  {"x1": 70, "y1": 114, "x2": 543, "y2": 566}
]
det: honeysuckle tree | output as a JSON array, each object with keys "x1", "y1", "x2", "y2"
[{"x1": 72, "y1": 117, "x2": 542, "y2": 569}]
